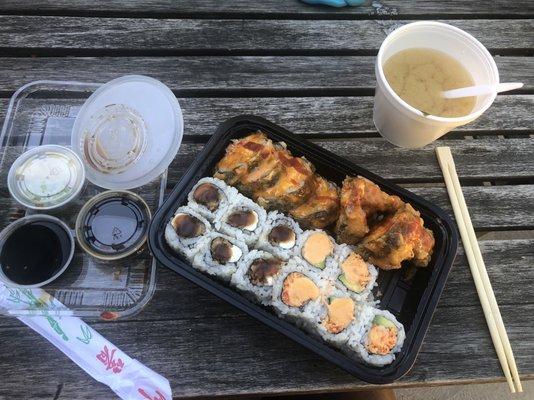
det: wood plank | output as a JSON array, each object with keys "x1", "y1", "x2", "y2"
[
  {"x1": 0, "y1": 0, "x2": 532, "y2": 17},
  {"x1": 0, "y1": 56, "x2": 531, "y2": 93},
  {"x1": 159, "y1": 138, "x2": 534, "y2": 183},
  {"x1": 1, "y1": 138, "x2": 532, "y2": 196},
  {"x1": 0, "y1": 302, "x2": 532, "y2": 398},
  {"x1": 0, "y1": 17, "x2": 532, "y2": 53},
  {"x1": 2, "y1": 95, "x2": 533, "y2": 138}
]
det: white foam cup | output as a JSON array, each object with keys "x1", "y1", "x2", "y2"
[{"x1": 373, "y1": 21, "x2": 499, "y2": 148}]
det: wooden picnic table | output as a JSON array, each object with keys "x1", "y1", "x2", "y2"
[{"x1": 0, "y1": 1, "x2": 533, "y2": 398}]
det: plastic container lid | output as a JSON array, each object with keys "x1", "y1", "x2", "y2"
[
  {"x1": 71, "y1": 75, "x2": 183, "y2": 190},
  {"x1": 8, "y1": 145, "x2": 85, "y2": 210},
  {"x1": 75, "y1": 190, "x2": 151, "y2": 261}
]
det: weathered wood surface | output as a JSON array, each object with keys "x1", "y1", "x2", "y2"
[
  {"x1": 161, "y1": 138, "x2": 534, "y2": 183},
  {"x1": 0, "y1": 56, "x2": 532, "y2": 93},
  {"x1": 0, "y1": 1, "x2": 532, "y2": 399},
  {"x1": 1, "y1": 0, "x2": 533, "y2": 17},
  {"x1": 0, "y1": 17, "x2": 532, "y2": 53},
  {"x1": 2, "y1": 96, "x2": 533, "y2": 138},
  {"x1": 0, "y1": 278, "x2": 532, "y2": 399},
  {"x1": 0, "y1": 139, "x2": 532, "y2": 190}
]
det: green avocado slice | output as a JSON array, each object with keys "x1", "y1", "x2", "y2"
[
  {"x1": 372, "y1": 315, "x2": 396, "y2": 329},
  {"x1": 338, "y1": 274, "x2": 364, "y2": 293}
]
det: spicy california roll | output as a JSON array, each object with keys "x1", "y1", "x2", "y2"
[
  {"x1": 331, "y1": 244, "x2": 378, "y2": 302},
  {"x1": 346, "y1": 307, "x2": 405, "y2": 367}
]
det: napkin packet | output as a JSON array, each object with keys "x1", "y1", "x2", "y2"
[{"x1": 0, "y1": 284, "x2": 172, "y2": 400}]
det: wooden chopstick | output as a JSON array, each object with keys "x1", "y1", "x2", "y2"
[{"x1": 435, "y1": 146, "x2": 522, "y2": 393}]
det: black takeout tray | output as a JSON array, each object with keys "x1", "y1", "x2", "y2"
[{"x1": 148, "y1": 115, "x2": 458, "y2": 384}]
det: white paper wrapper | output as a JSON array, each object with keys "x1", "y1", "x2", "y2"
[{"x1": 0, "y1": 284, "x2": 172, "y2": 400}]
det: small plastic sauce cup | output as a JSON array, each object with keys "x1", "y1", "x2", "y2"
[{"x1": 373, "y1": 21, "x2": 499, "y2": 148}]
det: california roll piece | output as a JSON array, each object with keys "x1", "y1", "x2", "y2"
[
  {"x1": 346, "y1": 307, "x2": 405, "y2": 367},
  {"x1": 309, "y1": 290, "x2": 365, "y2": 347},
  {"x1": 332, "y1": 244, "x2": 378, "y2": 302},
  {"x1": 193, "y1": 232, "x2": 248, "y2": 282},
  {"x1": 231, "y1": 250, "x2": 285, "y2": 305},
  {"x1": 165, "y1": 206, "x2": 212, "y2": 259},
  {"x1": 295, "y1": 230, "x2": 337, "y2": 272},
  {"x1": 187, "y1": 177, "x2": 237, "y2": 222},
  {"x1": 256, "y1": 211, "x2": 303, "y2": 259},
  {"x1": 216, "y1": 194, "x2": 267, "y2": 247},
  {"x1": 271, "y1": 258, "x2": 325, "y2": 327}
]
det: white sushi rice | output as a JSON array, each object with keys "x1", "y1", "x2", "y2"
[
  {"x1": 231, "y1": 250, "x2": 286, "y2": 305},
  {"x1": 294, "y1": 229, "x2": 338, "y2": 273},
  {"x1": 345, "y1": 307, "x2": 406, "y2": 367},
  {"x1": 330, "y1": 244, "x2": 378, "y2": 302},
  {"x1": 256, "y1": 211, "x2": 303, "y2": 260},
  {"x1": 271, "y1": 258, "x2": 330, "y2": 330},
  {"x1": 307, "y1": 289, "x2": 368, "y2": 348},
  {"x1": 193, "y1": 232, "x2": 248, "y2": 282},
  {"x1": 164, "y1": 206, "x2": 212, "y2": 259},
  {"x1": 166, "y1": 175, "x2": 406, "y2": 368},
  {"x1": 187, "y1": 177, "x2": 238, "y2": 222},
  {"x1": 216, "y1": 193, "x2": 267, "y2": 247}
]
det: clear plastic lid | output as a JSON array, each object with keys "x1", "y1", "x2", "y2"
[
  {"x1": 7, "y1": 145, "x2": 85, "y2": 210},
  {"x1": 71, "y1": 75, "x2": 183, "y2": 190}
]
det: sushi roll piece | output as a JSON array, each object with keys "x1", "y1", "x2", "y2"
[
  {"x1": 165, "y1": 206, "x2": 212, "y2": 259},
  {"x1": 231, "y1": 250, "x2": 285, "y2": 305},
  {"x1": 331, "y1": 244, "x2": 378, "y2": 302},
  {"x1": 216, "y1": 194, "x2": 267, "y2": 247},
  {"x1": 187, "y1": 177, "x2": 238, "y2": 222},
  {"x1": 271, "y1": 258, "x2": 324, "y2": 328},
  {"x1": 256, "y1": 211, "x2": 303, "y2": 259},
  {"x1": 346, "y1": 307, "x2": 405, "y2": 367},
  {"x1": 193, "y1": 232, "x2": 248, "y2": 282},
  {"x1": 295, "y1": 230, "x2": 337, "y2": 272},
  {"x1": 309, "y1": 290, "x2": 366, "y2": 347}
]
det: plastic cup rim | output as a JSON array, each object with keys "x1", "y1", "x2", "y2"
[
  {"x1": 376, "y1": 21, "x2": 500, "y2": 124},
  {"x1": 0, "y1": 214, "x2": 75, "y2": 288},
  {"x1": 7, "y1": 144, "x2": 86, "y2": 210}
]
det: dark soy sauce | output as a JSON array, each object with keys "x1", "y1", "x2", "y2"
[
  {"x1": 0, "y1": 221, "x2": 71, "y2": 285},
  {"x1": 81, "y1": 195, "x2": 147, "y2": 256}
]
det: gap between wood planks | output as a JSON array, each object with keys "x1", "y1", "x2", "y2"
[
  {"x1": 0, "y1": 10, "x2": 533, "y2": 21},
  {"x1": 0, "y1": 48, "x2": 532, "y2": 58}
]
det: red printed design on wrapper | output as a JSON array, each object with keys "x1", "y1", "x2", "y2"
[
  {"x1": 138, "y1": 388, "x2": 166, "y2": 400},
  {"x1": 96, "y1": 345, "x2": 124, "y2": 373}
]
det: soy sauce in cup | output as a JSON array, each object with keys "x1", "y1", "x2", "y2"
[{"x1": 0, "y1": 215, "x2": 74, "y2": 287}]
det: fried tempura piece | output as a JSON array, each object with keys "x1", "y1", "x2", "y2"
[
  {"x1": 214, "y1": 132, "x2": 281, "y2": 192},
  {"x1": 336, "y1": 176, "x2": 403, "y2": 244},
  {"x1": 358, "y1": 203, "x2": 435, "y2": 270},
  {"x1": 254, "y1": 149, "x2": 315, "y2": 211},
  {"x1": 289, "y1": 175, "x2": 340, "y2": 229}
]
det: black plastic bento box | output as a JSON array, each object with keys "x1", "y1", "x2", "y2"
[{"x1": 148, "y1": 115, "x2": 458, "y2": 384}]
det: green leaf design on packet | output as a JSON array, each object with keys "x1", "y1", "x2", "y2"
[
  {"x1": 18, "y1": 289, "x2": 69, "y2": 342},
  {"x1": 76, "y1": 324, "x2": 93, "y2": 344}
]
